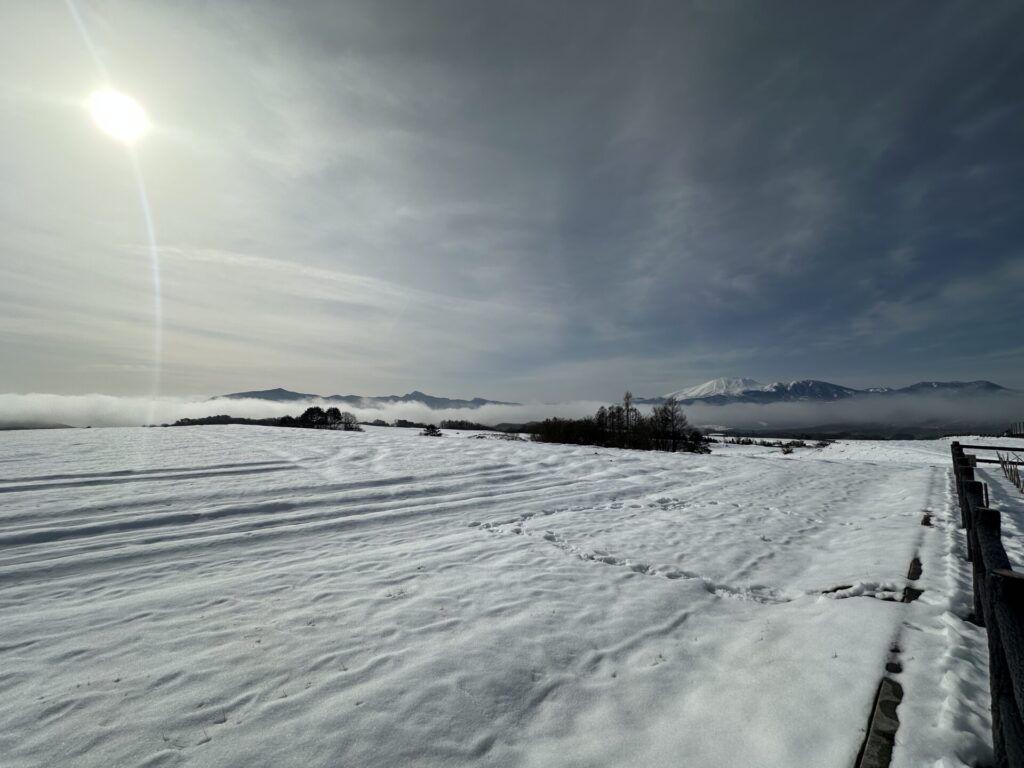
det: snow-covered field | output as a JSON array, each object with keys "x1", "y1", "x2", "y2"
[{"x1": 2, "y1": 427, "x2": 1021, "y2": 767}]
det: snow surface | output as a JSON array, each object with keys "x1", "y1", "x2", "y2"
[
  {"x1": 666, "y1": 377, "x2": 767, "y2": 399},
  {"x1": 1, "y1": 428, "x2": 1019, "y2": 767}
]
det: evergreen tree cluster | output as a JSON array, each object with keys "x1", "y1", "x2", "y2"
[{"x1": 531, "y1": 392, "x2": 708, "y2": 453}]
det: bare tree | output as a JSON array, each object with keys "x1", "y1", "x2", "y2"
[
  {"x1": 595, "y1": 406, "x2": 608, "y2": 441},
  {"x1": 652, "y1": 396, "x2": 688, "y2": 452}
]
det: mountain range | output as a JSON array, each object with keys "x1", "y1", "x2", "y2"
[
  {"x1": 216, "y1": 388, "x2": 519, "y2": 410},
  {"x1": 637, "y1": 377, "x2": 1011, "y2": 406},
  {"x1": 219, "y1": 379, "x2": 1013, "y2": 410}
]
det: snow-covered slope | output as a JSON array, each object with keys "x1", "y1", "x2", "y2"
[
  {"x1": 760, "y1": 379, "x2": 860, "y2": 400},
  {"x1": 663, "y1": 377, "x2": 858, "y2": 403},
  {"x1": 665, "y1": 377, "x2": 767, "y2": 399},
  {"x1": 0, "y1": 427, "x2": 1010, "y2": 767}
]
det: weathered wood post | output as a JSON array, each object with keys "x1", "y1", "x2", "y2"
[
  {"x1": 952, "y1": 442, "x2": 965, "y2": 511},
  {"x1": 990, "y1": 569, "x2": 1024, "y2": 767},
  {"x1": 947, "y1": 443, "x2": 1024, "y2": 766},
  {"x1": 956, "y1": 458, "x2": 975, "y2": 528},
  {"x1": 964, "y1": 480, "x2": 985, "y2": 562},
  {"x1": 976, "y1": 505, "x2": 1012, "y2": 627}
]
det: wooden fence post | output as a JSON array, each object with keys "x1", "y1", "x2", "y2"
[
  {"x1": 993, "y1": 570, "x2": 1024, "y2": 713},
  {"x1": 952, "y1": 442, "x2": 965, "y2": 510},
  {"x1": 964, "y1": 480, "x2": 985, "y2": 562},
  {"x1": 990, "y1": 570, "x2": 1024, "y2": 767},
  {"x1": 949, "y1": 447, "x2": 1024, "y2": 767},
  {"x1": 950, "y1": 444, "x2": 958, "y2": 499},
  {"x1": 976, "y1": 506, "x2": 1013, "y2": 622},
  {"x1": 955, "y1": 456, "x2": 975, "y2": 529},
  {"x1": 975, "y1": 504, "x2": 993, "y2": 627}
]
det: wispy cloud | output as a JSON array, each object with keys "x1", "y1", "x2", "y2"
[{"x1": 2, "y1": 0, "x2": 1023, "y2": 397}]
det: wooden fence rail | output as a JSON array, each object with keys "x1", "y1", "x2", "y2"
[
  {"x1": 951, "y1": 441, "x2": 1024, "y2": 767},
  {"x1": 997, "y1": 451, "x2": 1024, "y2": 493}
]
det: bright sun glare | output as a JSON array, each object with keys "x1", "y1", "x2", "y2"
[{"x1": 87, "y1": 88, "x2": 149, "y2": 143}]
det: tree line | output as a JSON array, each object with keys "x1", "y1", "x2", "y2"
[
  {"x1": 281, "y1": 406, "x2": 363, "y2": 430},
  {"x1": 171, "y1": 406, "x2": 362, "y2": 431},
  {"x1": 531, "y1": 392, "x2": 708, "y2": 453}
]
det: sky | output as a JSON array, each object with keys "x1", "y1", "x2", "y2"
[{"x1": 2, "y1": 0, "x2": 1023, "y2": 402}]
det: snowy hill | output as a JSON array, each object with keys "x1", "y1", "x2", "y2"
[{"x1": 666, "y1": 377, "x2": 767, "y2": 399}]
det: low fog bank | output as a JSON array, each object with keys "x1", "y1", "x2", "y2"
[
  {"x1": 0, "y1": 393, "x2": 603, "y2": 429},
  {"x1": 685, "y1": 391, "x2": 1024, "y2": 433},
  {"x1": 0, "y1": 391, "x2": 1021, "y2": 433}
]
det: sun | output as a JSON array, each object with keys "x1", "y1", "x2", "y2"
[{"x1": 87, "y1": 88, "x2": 150, "y2": 143}]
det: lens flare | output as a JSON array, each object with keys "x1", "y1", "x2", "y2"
[{"x1": 87, "y1": 88, "x2": 149, "y2": 143}]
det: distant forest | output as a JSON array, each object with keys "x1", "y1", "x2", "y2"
[
  {"x1": 170, "y1": 408, "x2": 506, "y2": 433},
  {"x1": 532, "y1": 392, "x2": 709, "y2": 453},
  {"x1": 172, "y1": 406, "x2": 363, "y2": 430},
  {"x1": 168, "y1": 396, "x2": 709, "y2": 453}
]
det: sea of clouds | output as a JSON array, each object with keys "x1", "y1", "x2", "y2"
[
  {"x1": 1, "y1": 390, "x2": 1021, "y2": 432},
  {"x1": 0, "y1": 393, "x2": 600, "y2": 429}
]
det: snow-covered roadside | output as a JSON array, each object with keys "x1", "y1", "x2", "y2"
[
  {"x1": 0, "y1": 427, "x2": 1004, "y2": 767},
  {"x1": 977, "y1": 448, "x2": 1024, "y2": 570}
]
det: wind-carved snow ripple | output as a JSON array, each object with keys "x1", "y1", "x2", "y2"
[{"x1": 0, "y1": 455, "x2": 584, "y2": 582}]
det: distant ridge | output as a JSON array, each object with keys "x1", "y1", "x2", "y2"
[
  {"x1": 0, "y1": 421, "x2": 75, "y2": 431},
  {"x1": 638, "y1": 377, "x2": 1010, "y2": 406},
  {"x1": 220, "y1": 388, "x2": 318, "y2": 402},
  {"x1": 218, "y1": 379, "x2": 1012, "y2": 411},
  {"x1": 216, "y1": 388, "x2": 519, "y2": 410}
]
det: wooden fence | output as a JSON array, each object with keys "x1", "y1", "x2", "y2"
[
  {"x1": 997, "y1": 450, "x2": 1024, "y2": 494},
  {"x1": 951, "y1": 441, "x2": 1024, "y2": 767}
]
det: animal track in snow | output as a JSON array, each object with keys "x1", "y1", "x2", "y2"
[
  {"x1": 478, "y1": 520, "x2": 794, "y2": 604},
  {"x1": 821, "y1": 581, "x2": 902, "y2": 601}
]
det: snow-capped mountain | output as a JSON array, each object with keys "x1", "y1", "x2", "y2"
[
  {"x1": 660, "y1": 378, "x2": 859, "y2": 404},
  {"x1": 665, "y1": 377, "x2": 767, "y2": 399},
  {"x1": 645, "y1": 378, "x2": 1010, "y2": 405},
  {"x1": 760, "y1": 380, "x2": 861, "y2": 400}
]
